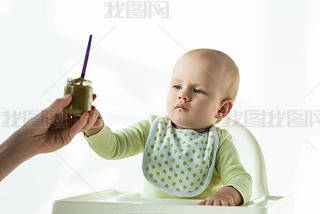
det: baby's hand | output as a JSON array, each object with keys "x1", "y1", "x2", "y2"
[
  {"x1": 197, "y1": 186, "x2": 243, "y2": 206},
  {"x1": 82, "y1": 94, "x2": 105, "y2": 137}
]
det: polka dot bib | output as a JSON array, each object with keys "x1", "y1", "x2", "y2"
[{"x1": 142, "y1": 116, "x2": 219, "y2": 197}]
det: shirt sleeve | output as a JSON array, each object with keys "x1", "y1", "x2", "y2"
[
  {"x1": 215, "y1": 127, "x2": 253, "y2": 205},
  {"x1": 84, "y1": 115, "x2": 157, "y2": 160}
]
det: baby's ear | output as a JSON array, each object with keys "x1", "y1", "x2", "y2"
[{"x1": 215, "y1": 100, "x2": 233, "y2": 121}]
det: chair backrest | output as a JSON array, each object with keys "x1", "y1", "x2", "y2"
[{"x1": 217, "y1": 117, "x2": 270, "y2": 200}]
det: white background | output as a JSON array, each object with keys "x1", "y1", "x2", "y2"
[{"x1": 0, "y1": 0, "x2": 320, "y2": 213}]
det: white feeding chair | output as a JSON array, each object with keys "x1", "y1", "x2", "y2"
[{"x1": 52, "y1": 118, "x2": 293, "y2": 214}]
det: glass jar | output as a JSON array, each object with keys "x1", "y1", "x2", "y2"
[{"x1": 63, "y1": 77, "x2": 93, "y2": 116}]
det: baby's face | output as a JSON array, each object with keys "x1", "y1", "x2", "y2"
[{"x1": 166, "y1": 53, "x2": 228, "y2": 132}]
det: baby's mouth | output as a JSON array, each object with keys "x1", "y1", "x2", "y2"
[{"x1": 175, "y1": 103, "x2": 188, "y2": 111}]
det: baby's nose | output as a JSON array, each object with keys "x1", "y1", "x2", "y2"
[{"x1": 178, "y1": 91, "x2": 190, "y2": 101}]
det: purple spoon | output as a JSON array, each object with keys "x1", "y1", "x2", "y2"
[{"x1": 81, "y1": 35, "x2": 92, "y2": 79}]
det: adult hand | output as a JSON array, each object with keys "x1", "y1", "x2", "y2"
[{"x1": 0, "y1": 94, "x2": 90, "y2": 181}]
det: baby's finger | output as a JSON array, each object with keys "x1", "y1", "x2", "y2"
[
  {"x1": 206, "y1": 200, "x2": 214, "y2": 206},
  {"x1": 228, "y1": 200, "x2": 235, "y2": 206},
  {"x1": 197, "y1": 200, "x2": 207, "y2": 205},
  {"x1": 93, "y1": 94, "x2": 97, "y2": 101},
  {"x1": 213, "y1": 199, "x2": 221, "y2": 206},
  {"x1": 221, "y1": 200, "x2": 229, "y2": 206}
]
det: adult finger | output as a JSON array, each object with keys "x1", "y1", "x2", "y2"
[
  {"x1": 66, "y1": 112, "x2": 90, "y2": 138},
  {"x1": 82, "y1": 108, "x2": 98, "y2": 132}
]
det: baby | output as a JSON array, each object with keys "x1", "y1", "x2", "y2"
[{"x1": 83, "y1": 49, "x2": 252, "y2": 206}]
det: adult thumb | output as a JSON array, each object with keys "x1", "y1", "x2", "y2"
[{"x1": 47, "y1": 94, "x2": 72, "y2": 110}]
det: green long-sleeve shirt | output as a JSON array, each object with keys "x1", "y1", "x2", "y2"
[{"x1": 84, "y1": 115, "x2": 252, "y2": 204}]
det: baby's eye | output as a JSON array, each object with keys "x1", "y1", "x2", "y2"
[
  {"x1": 173, "y1": 85, "x2": 181, "y2": 89},
  {"x1": 194, "y1": 88, "x2": 204, "y2": 94}
]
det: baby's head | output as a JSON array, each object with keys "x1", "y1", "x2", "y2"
[{"x1": 166, "y1": 49, "x2": 240, "y2": 132}]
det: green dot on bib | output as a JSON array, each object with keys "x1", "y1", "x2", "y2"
[
  {"x1": 154, "y1": 156, "x2": 157, "y2": 160},
  {"x1": 170, "y1": 143, "x2": 174, "y2": 148},
  {"x1": 200, "y1": 169, "x2": 204, "y2": 173},
  {"x1": 194, "y1": 142, "x2": 198, "y2": 145},
  {"x1": 192, "y1": 149, "x2": 196, "y2": 153},
  {"x1": 161, "y1": 178, "x2": 165, "y2": 182},
  {"x1": 182, "y1": 141, "x2": 186, "y2": 144},
  {"x1": 199, "y1": 148, "x2": 202, "y2": 151},
  {"x1": 160, "y1": 154, "x2": 164, "y2": 158},
  {"x1": 205, "y1": 141, "x2": 208, "y2": 144},
  {"x1": 176, "y1": 188, "x2": 180, "y2": 191},
  {"x1": 172, "y1": 182, "x2": 176, "y2": 186},
  {"x1": 185, "y1": 152, "x2": 189, "y2": 156},
  {"x1": 174, "y1": 173, "x2": 178, "y2": 177},
  {"x1": 200, "y1": 182, "x2": 204, "y2": 186},
  {"x1": 195, "y1": 187, "x2": 198, "y2": 190},
  {"x1": 197, "y1": 155, "x2": 201, "y2": 159},
  {"x1": 168, "y1": 152, "x2": 171, "y2": 156},
  {"x1": 156, "y1": 128, "x2": 159, "y2": 132},
  {"x1": 164, "y1": 133, "x2": 167, "y2": 136},
  {"x1": 158, "y1": 163, "x2": 162, "y2": 167},
  {"x1": 188, "y1": 167, "x2": 192, "y2": 171},
  {"x1": 174, "y1": 134, "x2": 177, "y2": 138},
  {"x1": 146, "y1": 167, "x2": 149, "y2": 171},
  {"x1": 165, "y1": 122, "x2": 168, "y2": 126},
  {"x1": 183, "y1": 185, "x2": 187, "y2": 189},
  {"x1": 163, "y1": 169, "x2": 166, "y2": 173},
  {"x1": 160, "y1": 140, "x2": 164, "y2": 143},
  {"x1": 162, "y1": 127, "x2": 164, "y2": 131},
  {"x1": 187, "y1": 144, "x2": 191, "y2": 148},
  {"x1": 203, "y1": 174, "x2": 206, "y2": 177},
  {"x1": 152, "y1": 165, "x2": 155, "y2": 169},
  {"x1": 202, "y1": 161, "x2": 206, "y2": 164},
  {"x1": 190, "y1": 158, "x2": 194, "y2": 162},
  {"x1": 186, "y1": 176, "x2": 189, "y2": 180},
  {"x1": 207, "y1": 148, "x2": 210, "y2": 151},
  {"x1": 156, "y1": 172, "x2": 160, "y2": 176},
  {"x1": 147, "y1": 153, "x2": 151, "y2": 156},
  {"x1": 174, "y1": 149, "x2": 177, "y2": 153},
  {"x1": 178, "y1": 138, "x2": 181, "y2": 141},
  {"x1": 167, "y1": 137, "x2": 171, "y2": 141},
  {"x1": 178, "y1": 155, "x2": 182, "y2": 159},
  {"x1": 181, "y1": 170, "x2": 185, "y2": 174},
  {"x1": 180, "y1": 149, "x2": 184, "y2": 152},
  {"x1": 157, "y1": 147, "x2": 160, "y2": 151},
  {"x1": 150, "y1": 173, "x2": 153, "y2": 177},
  {"x1": 193, "y1": 173, "x2": 197, "y2": 177},
  {"x1": 179, "y1": 131, "x2": 183, "y2": 133},
  {"x1": 189, "y1": 138, "x2": 193, "y2": 141},
  {"x1": 151, "y1": 145, "x2": 154, "y2": 149},
  {"x1": 154, "y1": 137, "x2": 157, "y2": 141},
  {"x1": 179, "y1": 179, "x2": 183, "y2": 183},
  {"x1": 165, "y1": 184, "x2": 169, "y2": 188},
  {"x1": 201, "y1": 141, "x2": 204, "y2": 144},
  {"x1": 190, "y1": 182, "x2": 194, "y2": 186},
  {"x1": 191, "y1": 132, "x2": 195, "y2": 135},
  {"x1": 168, "y1": 176, "x2": 172, "y2": 179},
  {"x1": 206, "y1": 165, "x2": 209, "y2": 169},
  {"x1": 172, "y1": 158, "x2": 175, "y2": 163},
  {"x1": 169, "y1": 167, "x2": 173, "y2": 171},
  {"x1": 183, "y1": 161, "x2": 187, "y2": 165},
  {"x1": 158, "y1": 133, "x2": 161, "y2": 137},
  {"x1": 176, "y1": 164, "x2": 180, "y2": 169},
  {"x1": 195, "y1": 164, "x2": 199, "y2": 168},
  {"x1": 164, "y1": 145, "x2": 167, "y2": 149},
  {"x1": 197, "y1": 178, "x2": 201, "y2": 182},
  {"x1": 210, "y1": 135, "x2": 214, "y2": 138},
  {"x1": 165, "y1": 161, "x2": 168, "y2": 165}
]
